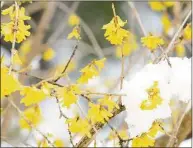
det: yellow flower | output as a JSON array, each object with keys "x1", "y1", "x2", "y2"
[
  {"x1": 1, "y1": 67, "x2": 22, "y2": 99},
  {"x1": 102, "y1": 15, "x2": 128, "y2": 45},
  {"x1": 1, "y1": 5, "x2": 14, "y2": 16},
  {"x1": 175, "y1": 43, "x2": 185, "y2": 57},
  {"x1": 163, "y1": 2, "x2": 175, "y2": 7},
  {"x1": 10, "y1": 7, "x2": 31, "y2": 21},
  {"x1": 141, "y1": 34, "x2": 164, "y2": 52},
  {"x1": 68, "y1": 14, "x2": 80, "y2": 26},
  {"x1": 19, "y1": 39, "x2": 32, "y2": 63},
  {"x1": 118, "y1": 130, "x2": 129, "y2": 140},
  {"x1": 116, "y1": 33, "x2": 138, "y2": 58},
  {"x1": 149, "y1": 2, "x2": 165, "y2": 11},
  {"x1": 1, "y1": 6, "x2": 31, "y2": 43},
  {"x1": 1, "y1": 20, "x2": 31, "y2": 43},
  {"x1": 161, "y1": 13, "x2": 172, "y2": 34},
  {"x1": 20, "y1": 87, "x2": 47, "y2": 106},
  {"x1": 149, "y1": 2, "x2": 175, "y2": 12},
  {"x1": 77, "y1": 58, "x2": 106, "y2": 84},
  {"x1": 148, "y1": 122, "x2": 164, "y2": 137},
  {"x1": 132, "y1": 121, "x2": 164, "y2": 147},
  {"x1": 56, "y1": 85, "x2": 80, "y2": 108},
  {"x1": 132, "y1": 133, "x2": 155, "y2": 147},
  {"x1": 88, "y1": 103, "x2": 113, "y2": 124},
  {"x1": 42, "y1": 48, "x2": 55, "y2": 61},
  {"x1": 67, "y1": 26, "x2": 81, "y2": 40},
  {"x1": 183, "y1": 23, "x2": 191, "y2": 41},
  {"x1": 98, "y1": 95, "x2": 119, "y2": 112},
  {"x1": 140, "y1": 81, "x2": 163, "y2": 110},
  {"x1": 66, "y1": 117, "x2": 91, "y2": 138},
  {"x1": 54, "y1": 139, "x2": 65, "y2": 147},
  {"x1": 19, "y1": 105, "x2": 41, "y2": 129}
]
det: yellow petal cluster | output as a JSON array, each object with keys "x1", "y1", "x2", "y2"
[
  {"x1": 140, "y1": 81, "x2": 163, "y2": 110},
  {"x1": 98, "y1": 95, "x2": 119, "y2": 112},
  {"x1": 42, "y1": 48, "x2": 55, "y2": 61},
  {"x1": 68, "y1": 14, "x2": 80, "y2": 26},
  {"x1": 149, "y1": 2, "x2": 175, "y2": 12},
  {"x1": 67, "y1": 26, "x2": 81, "y2": 40},
  {"x1": 161, "y1": 13, "x2": 172, "y2": 34},
  {"x1": 183, "y1": 23, "x2": 191, "y2": 41},
  {"x1": 141, "y1": 34, "x2": 164, "y2": 52},
  {"x1": 77, "y1": 58, "x2": 106, "y2": 84},
  {"x1": 102, "y1": 16, "x2": 128, "y2": 45},
  {"x1": 56, "y1": 85, "x2": 80, "y2": 108},
  {"x1": 1, "y1": 67, "x2": 22, "y2": 99},
  {"x1": 132, "y1": 121, "x2": 164, "y2": 147},
  {"x1": 66, "y1": 117, "x2": 91, "y2": 138},
  {"x1": 19, "y1": 105, "x2": 41, "y2": 129},
  {"x1": 175, "y1": 43, "x2": 185, "y2": 57},
  {"x1": 20, "y1": 87, "x2": 47, "y2": 106},
  {"x1": 88, "y1": 103, "x2": 113, "y2": 124},
  {"x1": 1, "y1": 6, "x2": 31, "y2": 43},
  {"x1": 116, "y1": 33, "x2": 138, "y2": 58}
]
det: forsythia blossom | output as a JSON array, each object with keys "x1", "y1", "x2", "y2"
[
  {"x1": 42, "y1": 48, "x2": 56, "y2": 61},
  {"x1": 68, "y1": 14, "x2": 80, "y2": 26},
  {"x1": 77, "y1": 58, "x2": 106, "y2": 84},
  {"x1": 122, "y1": 57, "x2": 191, "y2": 137},
  {"x1": 1, "y1": 5, "x2": 31, "y2": 43},
  {"x1": 116, "y1": 33, "x2": 138, "y2": 57},
  {"x1": 131, "y1": 122, "x2": 164, "y2": 147},
  {"x1": 149, "y1": 2, "x2": 175, "y2": 12},
  {"x1": 1, "y1": 66, "x2": 22, "y2": 99},
  {"x1": 141, "y1": 34, "x2": 165, "y2": 52},
  {"x1": 183, "y1": 23, "x2": 191, "y2": 41},
  {"x1": 67, "y1": 26, "x2": 81, "y2": 40},
  {"x1": 102, "y1": 4, "x2": 129, "y2": 45},
  {"x1": 19, "y1": 105, "x2": 42, "y2": 129}
]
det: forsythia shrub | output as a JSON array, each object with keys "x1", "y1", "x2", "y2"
[{"x1": 1, "y1": 1, "x2": 191, "y2": 147}]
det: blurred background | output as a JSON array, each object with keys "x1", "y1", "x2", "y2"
[{"x1": 1, "y1": 1, "x2": 192, "y2": 147}]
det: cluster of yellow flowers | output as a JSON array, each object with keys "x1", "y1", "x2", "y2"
[
  {"x1": 67, "y1": 14, "x2": 81, "y2": 40},
  {"x1": 132, "y1": 122, "x2": 164, "y2": 147},
  {"x1": 149, "y1": 2, "x2": 175, "y2": 12},
  {"x1": 140, "y1": 81, "x2": 163, "y2": 110},
  {"x1": 1, "y1": 4, "x2": 31, "y2": 43},
  {"x1": 66, "y1": 95, "x2": 119, "y2": 137},
  {"x1": 102, "y1": 3, "x2": 138, "y2": 58},
  {"x1": 77, "y1": 58, "x2": 106, "y2": 84},
  {"x1": 141, "y1": 34, "x2": 165, "y2": 52},
  {"x1": 38, "y1": 137, "x2": 65, "y2": 147}
]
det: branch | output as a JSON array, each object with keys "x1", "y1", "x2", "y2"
[
  {"x1": 75, "y1": 105, "x2": 126, "y2": 147},
  {"x1": 128, "y1": 2, "x2": 147, "y2": 36},
  {"x1": 153, "y1": 9, "x2": 191, "y2": 64},
  {"x1": 8, "y1": 99, "x2": 55, "y2": 147},
  {"x1": 57, "y1": 2, "x2": 104, "y2": 58},
  {"x1": 53, "y1": 40, "x2": 79, "y2": 82},
  {"x1": 167, "y1": 101, "x2": 191, "y2": 147},
  {"x1": 155, "y1": 109, "x2": 192, "y2": 147}
]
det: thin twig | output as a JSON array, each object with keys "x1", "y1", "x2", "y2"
[
  {"x1": 128, "y1": 2, "x2": 147, "y2": 36},
  {"x1": 1, "y1": 1, "x2": 4, "y2": 8},
  {"x1": 47, "y1": 1, "x2": 80, "y2": 45},
  {"x1": 8, "y1": 99, "x2": 55, "y2": 147},
  {"x1": 57, "y1": 2, "x2": 104, "y2": 58},
  {"x1": 55, "y1": 98, "x2": 75, "y2": 147},
  {"x1": 153, "y1": 10, "x2": 191, "y2": 64},
  {"x1": 75, "y1": 105, "x2": 126, "y2": 147},
  {"x1": 53, "y1": 40, "x2": 79, "y2": 82},
  {"x1": 82, "y1": 92, "x2": 126, "y2": 97},
  {"x1": 166, "y1": 101, "x2": 191, "y2": 147},
  {"x1": 9, "y1": 1, "x2": 19, "y2": 74}
]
